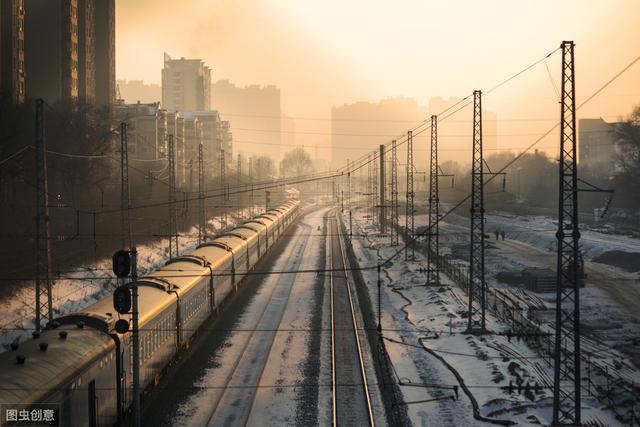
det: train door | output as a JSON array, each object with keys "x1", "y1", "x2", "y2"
[{"x1": 88, "y1": 379, "x2": 98, "y2": 427}]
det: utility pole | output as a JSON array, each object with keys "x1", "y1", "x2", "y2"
[
  {"x1": 405, "y1": 130, "x2": 415, "y2": 261},
  {"x1": 120, "y1": 122, "x2": 131, "y2": 250},
  {"x1": 372, "y1": 150, "x2": 378, "y2": 227},
  {"x1": 168, "y1": 135, "x2": 178, "y2": 257},
  {"x1": 553, "y1": 40, "x2": 581, "y2": 426},
  {"x1": 34, "y1": 99, "x2": 53, "y2": 331},
  {"x1": 249, "y1": 157, "x2": 254, "y2": 216},
  {"x1": 467, "y1": 90, "x2": 486, "y2": 334},
  {"x1": 237, "y1": 154, "x2": 242, "y2": 218},
  {"x1": 347, "y1": 160, "x2": 352, "y2": 239},
  {"x1": 130, "y1": 248, "x2": 140, "y2": 427},
  {"x1": 220, "y1": 149, "x2": 227, "y2": 228},
  {"x1": 391, "y1": 139, "x2": 399, "y2": 246},
  {"x1": 198, "y1": 143, "x2": 205, "y2": 245},
  {"x1": 189, "y1": 158, "x2": 194, "y2": 195},
  {"x1": 367, "y1": 154, "x2": 373, "y2": 222},
  {"x1": 379, "y1": 144, "x2": 386, "y2": 233},
  {"x1": 426, "y1": 115, "x2": 440, "y2": 286}
]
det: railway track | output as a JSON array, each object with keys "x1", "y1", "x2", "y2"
[
  {"x1": 329, "y1": 211, "x2": 376, "y2": 427},
  {"x1": 203, "y1": 223, "x2": 311, "y2": 426}
]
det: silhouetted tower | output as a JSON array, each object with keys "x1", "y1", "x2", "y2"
[
  {"x1": 372, "y1": 150, "x2": 378, "y2": 226},
  {"x1": 220, "y1": 149, "x2": 227, "y2": 227},
  {"x1": 553, "y1": 40, "x2": 581, "y2": 426},
  {"x1": 34, "y1": 99, "x2": 53, "y2": 331},
  {"x1": 467, "y1": 90, "x2": 486, "y2": 333},
  {"x1": 391, "y1": 139, "x2": 399, "y2": 245},
  {"x1": 168, "y1": 135, "x2": 178, "y2": 257},
  {"x1": 198, "y1": 143, "x2": 205, "y2": 244},
  {"x1": 367, "y1": 154, "x2": 373, "y2": 222},
  {"x1": 237, "y1": 154, "x2": 242, "y2": 218},
  {"x1": 405, "y1": 130, "x2": 415, "y2": 261},
  {"x1": 248, "y1": 157, "x2": 254, "y2": 216},
  {"x1": 379, "y1": 145, "x2": 386, "y2": 232},
  {"x1": 220, "y1": 149, "x2": 227, "y2": 200},
  {"x1": 426, "y1": 115, "x2": 440, "y2": 286},
  {"x1": 120, "y1": 122, "x2": 131, "y2": 249}
]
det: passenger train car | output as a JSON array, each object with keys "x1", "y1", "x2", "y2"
[{"x1": 0, "y1": 200, "x2": 300, "y2": 426}]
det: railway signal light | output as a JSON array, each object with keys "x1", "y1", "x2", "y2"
[
  {"x1": 112, "y1": 250, "x2": 131, "y2": 278},
  {"x1": 115, "y1": 319, "x2": 130, "y2": 334},
  {"x1": 113, "y1": 286, "x2": 132, "y2": 314}
]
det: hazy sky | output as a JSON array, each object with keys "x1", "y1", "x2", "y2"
[{"x1": 116, "y1": 0, "x2": 640, "y2": 161}]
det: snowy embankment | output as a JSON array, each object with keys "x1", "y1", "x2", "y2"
[
  {"x1": 347, "y1": 208, "x2": 625, "y2": 426},
  {"x1": 0, "y1": 209, "x2": 258, "y2": 353},
  {"x1": 439, "y1": 210, "x2": 640, "y2": 267}
]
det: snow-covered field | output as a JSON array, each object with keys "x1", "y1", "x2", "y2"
[
  {"x1": 0, "y1": 209, "x2": 258, "y2": 353},
  {"x1": 348, "y1": 208, "x2": 637, "y2": 426}
]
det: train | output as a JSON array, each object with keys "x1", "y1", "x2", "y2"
[{"x1": 0, "y1": 200, "x2": 300, "y2": 426}]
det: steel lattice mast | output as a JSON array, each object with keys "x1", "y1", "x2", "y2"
[
  {"x1": 372, "y1": 150, "x2": 378, "y2": 227},
  {"x1": 552, "y1": 40, "x2": 581, "y2": 426},
  {"x1": 34, "y1": 99, "x2": 53, "y2": 331},
  {"x1": 220, "y1": 149, "x2": 227, "y2": 228},
  {"x1": 379, "y1": 145, "x2": 386, "y2": 233},
  {"x1": 405, "y1": 130, "x2": 415, "y2": 260},
  {"x1": 168, "y1": 135, "x2": 178, "y2": 257},
  {"x1": 120, "y1": 122, "x2": 131, "y2": 250},
  {"x1": 391, "y1": 139, "x2": 399, "y2": 245},
  {"x1": 426, "y1": 115, "x2": 440, "y2": 286},
  {"x1": 237, "y1": 154, "x2": 242, "y2": 218},
  {"x1": 198, "y1": 143, "x2": 205, "y2": 245},
  {"x1": 367, "y1": 154, "x2": 373, "y2": 222},
  {"x1": 467, "y1": 90, "x2": 486, "y2": 333}
]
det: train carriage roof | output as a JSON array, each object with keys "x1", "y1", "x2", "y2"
[
  {"x1": 0, "y1": 326, "x2": 114, "y2": 406},
  {"x1": 209, "y1": 235, "x2": 248, "y2": 253}
]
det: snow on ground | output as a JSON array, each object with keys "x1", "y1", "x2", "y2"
[
  {"x1": 347, "y1": 208, "x2": 628, "y2": 426},
  {"x1": 0, "y1": 208, "x2": 259, "y2": 353},
  {"x1": 439, "y1": 210, "x2": 640, "y2": 268},
  {"x1": 170, "y1": 207, "x2": 328, "y2": 426}
]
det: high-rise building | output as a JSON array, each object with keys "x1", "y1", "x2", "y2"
[
  {"x1": 25, "y1": 0, "x2": 79, "y2": 104},
  {"x1": 579, "y1": 118, "x2": 621, "y2": 178},
  {"x1": 115, "y1": 101, "x2": 163, "y2": 160},
  {"x1": 162, "y1": 54, "x2": 211, "y2": 113},
  {"x1": 93, "y1": 0, "x2": 115, "y2": 111},
  {"x1": 77, "y1": 0, "x2": 95, "y2": 103},
  {"x1": 1, "y1": 0, "x2": 26, "y2": 104},
  {"x1": 331, "y1": 98, "x2": 427, "y2": 169},
  {"x1": 117, "y1": 79, "x2": 161, "y2": 104},
  {"x1": 210, "y1": 79, "x2": 280, "y2": 160},
  {"x1": 24, "y1": 0, "x2": 115, "y2": 110}
]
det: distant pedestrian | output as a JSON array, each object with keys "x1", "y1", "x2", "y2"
[
  {"x1": 500, "y1": 230, "x2": 505, "y2": 241},
  {"x1": 494, "y1": 229, "x2": 499, "y2": 240}
]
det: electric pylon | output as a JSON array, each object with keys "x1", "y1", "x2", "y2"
[
  {"x1": 405, "y1": 130, "x2": 415, "y2": 261},
  {"x1": 552, "y1": 40, "x2": 581, "y2": 426},
  {"x1": 120, "y1": 122, "x2": 131, "y2": 249},
  {"x1": 391, "y1": 139, "x2": 399, "y2": 245},
  {"x1": 372, "y1": 150, "x2": 378, "y2": 227},
  {"x1": 379, "y1": 145, "x2": 386, "y2": 233},
  {"x1": 426, "y1": 115, "x2": 440, "y2": 286},
  {"x1": 367, "y1": 154, "x2": 373, "y2": 222},
  {"x1": 168, "y1": 135, "x2": 178, "y2": 257},
  {"x1": 34, "y1": 99, "x2": 53, "y2": 331},
  {"x1": 249, "y1": 157, "x2": 254, "y2": 216},
  {"x1": 220, "y1": 149, "x2": 227, "y2": 228},
  {"x1": 237, "y1": 154, "x2": 242, "y2": 218},
  {"x1": 467, "y1": 90, "x2": 486, "y2": 334},
  {"x1": 198, "y1": 143, "x2": 205, "y2": 244}
]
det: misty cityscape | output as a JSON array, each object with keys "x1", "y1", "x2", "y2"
[{"x1": 0, "y1": 1, "x2": 639, "y2": 426}]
